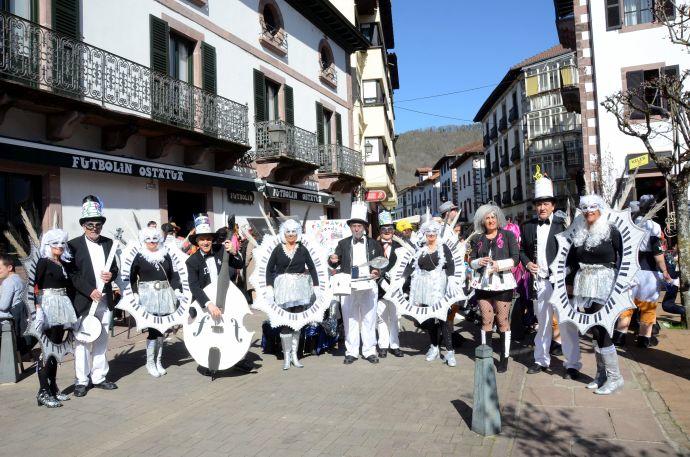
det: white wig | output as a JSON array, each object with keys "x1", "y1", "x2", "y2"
[
  {"x1": 40, "y1": 228, "x2": 72, "y2": 261},
  {"x1": 420, "y1": 220, "x2": 442, "y2": 236},
  {"x1": 279, "y1": 219, "x2": 302, "y2": 243},
  {"x1": 573, "y1": 194, "x2": 612, "y2": 249},
  {"x1": 578, "y1": 194, "x2": 609, "y2": 214},
  {"x1": 473, "y1": 203, "x2": 507, "y2": 234},
  {"x1": 139, "y1": 227, "x2": 163, "y2": 246}
]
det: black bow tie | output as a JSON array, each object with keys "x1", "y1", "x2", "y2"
[
  {"x1": 382, "y1": 241, "x2": 392, "y2": 246},
  {"x1": 353, "y1": 238, "x2": 365, "y2": 244},
  {"x1": 538, "y1": 219, "x2": 551, "y2": 226}
]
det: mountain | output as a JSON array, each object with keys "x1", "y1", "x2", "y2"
[{"x1": 394, "y1": 124, "x2": 483, "y2": 189}]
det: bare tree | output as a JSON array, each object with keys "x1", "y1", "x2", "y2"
[{"x1": 601, "y1": 2, "x2": 690, "y2": 321}]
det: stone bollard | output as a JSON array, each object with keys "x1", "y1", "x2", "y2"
[
  {"x1": 471, "y1": 344, "x2": 501, "y2": 436},
  {"x1": 0, "y1": 319, "x2": 19, "y2": 383}
]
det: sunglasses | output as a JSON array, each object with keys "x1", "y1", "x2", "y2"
[
  {"x1": 144, "y1": 238, "x2": 160, "y2": 243},
  {"x1": 380, "y1": 227, "x2": 394, "y2": 234},
  {"x1": 49, "y1": 242, "x2": 66, "y2": 248},
  {"x1": 84, "y1": 222, "x2": 103, "y2": 230}
]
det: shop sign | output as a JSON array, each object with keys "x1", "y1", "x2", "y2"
[
  {"x1": 628, "y1": 154, "x2": 649, "y2": 170},
  {"x1": 365, "y1": 190, "x2": 387, "y2": 202},
  {"x1": 227, "y1": 190, "x2": 255, "y2": 204},
  {"x1": 265, "y1": 184, "x2": 335, "y2": 205}
]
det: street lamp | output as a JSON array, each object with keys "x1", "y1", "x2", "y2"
[
  {"x1": 364, "y1": 140, "x2": 373, "y2": 160},
  {"x1": 268, "y1": 122, "x2": 287, "y2": 151}
]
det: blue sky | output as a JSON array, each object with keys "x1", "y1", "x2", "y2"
[{"x1": 392, "y1": 0, "x2": 559, "y2": 133}]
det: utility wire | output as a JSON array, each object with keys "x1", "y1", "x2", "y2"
[
  {"x1": 395, "y1": 83, "x2": 500, "y2": 103},
  {"x1": 394, "y1": 106, "x2": 475, "y2": 122}
]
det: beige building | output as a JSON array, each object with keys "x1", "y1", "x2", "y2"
[{"x1": 334, "y1": 0, "x2": 399, "y2": 209}]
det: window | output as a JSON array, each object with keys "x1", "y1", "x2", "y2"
[
  {"x1": 624, "y1": 0, "x2": 653, "y2": 26},
  {"x1": 363, "y1": 80, "x2": 384, "y2": 104},
  {"x1": 625, "y1": 65, "x2": 679, "y2": 119},
  {"x1": 321, "y1": 108, "x2": 333, "y2": 145},
  {"x1": 169, "y1": 33, "x2": 193, "y2": 83},
  {"x1": 259, "y1": 0, "x2": 287, "y2": 55},
  {"x1": 8, "y1": 0, "x2": 32, "y2": 19},
  {"x1": 265, "y1": 79, "x2": 280, "y2": 121},
  {"x1": 319, "y1": 40, "x2": 337, "y2": 87}
]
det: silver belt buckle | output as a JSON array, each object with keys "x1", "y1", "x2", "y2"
[{"x1": 154, "y1": 281, "x2": 162, "y2": 290}]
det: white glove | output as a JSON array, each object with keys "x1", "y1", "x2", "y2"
[
  {"x1": 174, "y1": 289, "x2": 185, "y2": 301},
  {"x1": 266, "y1": 286, "x2": 275, "y2": 305},
  {"x1": 446, "y1": 276, "x2": 462, "y2": 295}
]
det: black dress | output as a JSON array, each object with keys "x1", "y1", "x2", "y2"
[
  {"x1": 35, "y1": 258, "x2": 77, "y2": 327},
  {"x1": 129, "y1": 252, "x2": 182, "y2": 315}
]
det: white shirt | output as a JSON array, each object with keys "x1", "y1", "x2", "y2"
[
  {"x1": 205, "y1": 255, "x2": 218, "y2": 285},
  {"x1": 635, "y1": 217, "x2": 661, "y2": 252},
  {"x1": 85, "y1": 236, "x2": 106, "y2": 291},
  {"x1": 351, "y1": 237, "x2": 372, "y2": 290},
  {"x1": 536, "y1": 213, "x2": 553, "y2": 278}
]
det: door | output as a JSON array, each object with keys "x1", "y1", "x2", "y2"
[{"x1": 166, "y1": 190, "x2": 205, "y2": 237}]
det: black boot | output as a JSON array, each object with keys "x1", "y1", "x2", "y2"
[
  {"x1": 612, "y1": 330, "x2": 626, "y2": 347},
  {"x1": 636, "y1": 336, "x2": 658, "y2": 348},
  {"x1": 36, "y1": 390, "x2": 61, "y2": 408},
  {"x1": 496, "y1": 332, "x2": 509, "y2": 373}
]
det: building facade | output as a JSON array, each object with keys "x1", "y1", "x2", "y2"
[
  {"x1": 333, "y1": 0, "x2": 399, "y2": 209},
  {"x1": 0, "y1": 0, "x2": 374, "y2": 249},
  {"x1": 474, "y1": 45, "x2": 583, "y2": 222},
  {"x1": 449, "y1": 141, "x2": 485, "y2": 224},
  {"x1": 553, "y1": 0, "x2": 687, "y2": 222}
]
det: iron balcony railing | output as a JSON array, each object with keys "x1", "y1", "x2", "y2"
[
  {"x1": 509, "y1": 105, "x2": 519, "y2": 124},
  {"x1": 510, "y1": 145, "x2": 520, "y2": 162},
  {"x1": 512, "y1": 187, "x2": 523, "y2": 202},
  {"x1": 491, "y1": 158, "x2": 500, "y2": 174},
  {"x1": 500, "y1": 152, "x2": 510, "y2": 169},
  {"x1": 483, "y1": 133, "x2": 490, "y2": 147},
  {"x1": 0, "y1": 11, "x2": 249, "y2": 146},
  {"x1": 502, "y1": 190, "x2": 511, "y2": 206},
  {"x1": 318, "y1": 143, "x2": 363, "y2": 178},
  {"x1": 498, "y1": 116, "x2": 507, "y2": 132},
  {"x1": 254, "y1": 120, "x2": 319, "y2": 165},
  {"x1": 493, "y1": 193, "x2": 501, "y2": 205},
  {"x1": 260, "y1": 19, "x2": 288, "y2": 53},
  {"x1": 489, "y1": 125, "x2": 498, "y2": 140}
]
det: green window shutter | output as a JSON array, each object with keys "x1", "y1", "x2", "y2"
[
  {"x1": 316, "y1": 102, "x2": 324, "y2": 145},
  {"x1": 335, "y1": 112, "x2": 342, "y2": 145},
  {"x1": 150, "y1": 15, "x2": 169, "y2": 75},
  {"x1": 253, "y1": 69, "x2": 266, "y2": 122},
  {"x1": 53, "y1": 0, "x2": 79, "y2": 38},
  {"x1": 284, "y1": 85, "x2": 294, "y2": 125},
  {"x1": 201, "y1": 42, "x2": 217, "y2": 94}
]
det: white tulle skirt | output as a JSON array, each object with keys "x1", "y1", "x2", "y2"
[
  {"x1": 274, "y1": 273, "x2": 313, "y2": 310},
  {"x1": 410, "y1": 269, "x2": 447, "y2": 306},
  {"x1": 138, "y1": 280, "x2": 177, "y2": 315},
  {"x1": 38, "y1": 288, "x2": 78, "y2": 327},
  {"x1": 572, "y1": 263, "x2": 616, "y2": 309}
]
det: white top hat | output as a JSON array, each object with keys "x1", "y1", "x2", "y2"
[
  {"x1": 534, "y1": 177, "x2": 555, "y2": 202},
  {"x1": 79, "y1": 198, "x2": 106, "y2": 224},
  {"x1": 347, "y1": 201, "x2": 369, "y2": 226}
]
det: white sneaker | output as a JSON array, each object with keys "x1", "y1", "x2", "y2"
[{"x1": 425, "y1": 345, "x2": 439, "y2": 362}]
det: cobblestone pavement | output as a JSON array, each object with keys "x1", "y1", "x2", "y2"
[{"x1": 0, "y1": 310, "x2": 686, "y2": 457}]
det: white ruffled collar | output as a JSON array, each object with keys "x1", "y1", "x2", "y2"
[
  {"x1": 138, "y1": 245, "x2": 168, "y2": 264},
  {"x1": 571, "y1": 214, "x2": 611, "y2": 250}
]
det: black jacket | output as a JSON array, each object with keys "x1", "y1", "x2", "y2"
[
  {"x1": 185, "y1": 245, "x2": 244, "y2": 308},
  {"x1": 378, "y1": 239, "x2": 402, "y2": 299},
  {"x1": 329, "y1": 236, "x2": 384, "y2": 273},
  {"x1": 67, "y1": 235, "x2": 119, "y2": 317},
  {"x1": 519, "y1": 215, "x2": 567, "y2": 269}
]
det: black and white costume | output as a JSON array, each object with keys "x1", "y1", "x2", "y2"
[
  {"x1": 405, "y1": 220, "x2": 456, "y2": 365},
  {"x1": 469, "y1": 203, "x2": 519, "y2": 373},
  {"x1": 520, "y1": 177, "x2": 581, "y2": 374},
  {"x1": 130, "y1": 227, "x2": 182, "y2": 377},
  {"x1": 34, "y1": 229, "x2": 77, "y2": 407},
  {"x1": 266, "y1": 219, "x2": 319, "y2": 370},
  {"x1": 67, "y1": 196, "x2": 119, "y2": 395},
  {"x1": 568, "y1": 195, "x2": 624, "y2": 395}
]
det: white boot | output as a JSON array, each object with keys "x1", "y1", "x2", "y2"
[
  {"x1": 595, "y1": 345, "x2": 624, "y2": 395},
  {"x1": 280, "y1": 333, "x2": 292, "y2": 370},
  {"x1": 291, "y1": 331, "x2": 304, "y2": 368},
  {"x1": 587, "y1": 343, "x2": 606, "y2": 390},
  {"x1": 146, "y1": 339, "x2": 160, "y2": 378},
  {"x1": 156, "y1": 337, "x2": 167, "y2": 376},
  {"x1": 445, "y1": 350, "x2": 457, "y2": 367}
]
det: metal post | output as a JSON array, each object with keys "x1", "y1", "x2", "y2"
[
  {"x1": 471, "y1": 344, "x2": 501, "y2": 436},
  {"x1": 0, "y1": 319, "x2": 19, "y2": 383}
]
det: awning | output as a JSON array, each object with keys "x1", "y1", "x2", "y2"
[
  {"x1": 0, "y1": 136, "x2": 263, "y2": 192},
  {"x1": 264, "y1": 183, "x2": 335, "y2": 205}
]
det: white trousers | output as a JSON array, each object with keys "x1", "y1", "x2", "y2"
[
  {"x1": 74, "y1": 301, "x2": 112, "y2": 386},
  {"x1": 376, "y1": 299, "x2": 400, "y2": 349},
  {"x1": 342, "y1": 289, "x2": 378, "y2": 358},
  {"x1": 534, "y1": 279, "x2": 581, "y2": 370}
]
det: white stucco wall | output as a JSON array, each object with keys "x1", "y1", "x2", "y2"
[{"x1": 590, "y1": 0, "x2": 689, "y2": 187}]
